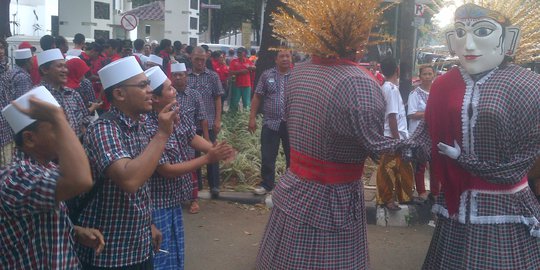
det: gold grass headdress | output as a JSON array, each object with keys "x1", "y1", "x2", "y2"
[
  {"x1": 460, "y1": 0, "x2": 540, "y2": 64},
  {"x1": 271, "y1": 0, "x2": 393, "y2": 58}
]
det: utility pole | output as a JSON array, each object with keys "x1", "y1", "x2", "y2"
[
  {"x1": 208, "y1": 0, "x2": 212, "y2": 43},
  {"x1": 398, "y1": 0, "x2": 415, "y2": 103}
]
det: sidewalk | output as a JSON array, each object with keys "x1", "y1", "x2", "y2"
[{"x1": 200, "y1": 169, "x2": 434, "y2": 227}]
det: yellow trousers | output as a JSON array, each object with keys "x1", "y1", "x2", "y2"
[{"x1": 376, "y1": 154, "x2": 414, "y2": 204}]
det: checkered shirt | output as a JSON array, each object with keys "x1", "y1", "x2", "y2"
[
  {"x1": 0, "y1": 148, "x2": 80, "y2": 269},
  {"x1": 10, "y1": 65, "x2": 34, "y2": 100},
  {"x1": 40, "y1": 81, "x2": 90, "y2": 138},
  {"x1": 77, "y1": 107, "x2": 153, "y2": 267},
  {"x1": 0, "y1": 62, "x2": 13, "y2": 147},
  {"x1": 255, "y1": 67, "x2": 290, "y2": 131},
  {"x1": 261, "y1": 60, "x2": 399, "y2": 268},
  {"x1": 176, "y1": 87, "x2": 207, "y2": 132},
  {"x1": 76, "y1": 78, "x2": 98, "y2": 106},
  {"x1": 187, "y1": 68, "x2": 223, "y2": 129},
  {"x1": 146, "y1": 111, "x2": 196, "y2": 209}
]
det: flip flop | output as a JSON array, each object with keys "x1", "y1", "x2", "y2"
[{"x1": 189, "y1": 201, "x2": 200, "y2": 214}]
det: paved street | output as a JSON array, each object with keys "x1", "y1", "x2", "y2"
[{"x1": 184, "y1": 200, "x2": 434, "y2": 270}]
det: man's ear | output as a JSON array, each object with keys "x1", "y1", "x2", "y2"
[
  {"x1": 504, "y1": 26, "x2": 521, "y2": 56},
  {"x1": 445, "y1": 30, "x2": 457, "y2": 56},
  {"x1": 22, "y1": 130, "x2": 36, "y2": 148},
  {"x1": 112, "y1": 87, "x2": 126, "y2": 102}
]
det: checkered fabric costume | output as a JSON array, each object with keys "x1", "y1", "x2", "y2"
[
  {"x1": 40, "y1": 81, "x2": 90, "y2": 138},
  {"x1": 76, "y1": 78, "x2": 98, "y2": 106},
  {"x1": 76, "y1": 107, "x2": 153, "y2": 268},
  {"x1": 256, "y1": 60, "x2": 400, "y2": 270},
  {"x1": 413, "y1": 65, "x2": 540, "y2": 269},
  {"x1": 10, "y1": 65, "x2": 33, "y2": 100},
  {"x1": 0, "y1": 148, "x2": 80, "y2": 269}
]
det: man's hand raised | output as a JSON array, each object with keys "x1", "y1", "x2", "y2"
[{"x1": 157, "y1": 101, "x2": 179, "y2": 137}]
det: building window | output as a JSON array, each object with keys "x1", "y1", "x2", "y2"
[
  {"x1": 145, "y1": 25, "x2": 151, "y2": 35},
  {"x1": 190, "y1": 0, "x2": 198, "y2": 10},
  {"x1": 94, "y1": 30, "x2": 110, "y2": 39},
  {"x1": 189, "y1": 38, "x2": 198, "y2": 46},
  {"x1": 94, "y1": 1, "x2": 111, "y2": 20},
  {"x1": 190, "y1": 17, "x2": 198, "y2": 30}
]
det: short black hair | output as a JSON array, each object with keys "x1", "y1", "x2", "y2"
[
  {"x1": 38, "y1": 61, "x2": 54, "y2": 76},
  {"x1": 73, "y1": 33, "x2": 85, "y2": 45},
  {"x1": 14, "y1": 121, "x2": 40, "y2": 147},
  {"x1": 173, "y1": 41, "x2": 182, "y2": 50},
  {"x1": 185, "y1": 46, "x2": 194, "y2": 54},
  {"x1": 55, "y1": 36, "x2": 68, "y2": 48},
  {"x1": 152, "y1": 83, "x2": 165, "y2": 96},
  {"x1": 211, "y1": 50, "x2": 222, "y2": 59},
  {"x1": 15, "y1": 58, "x2": 31, "y2": 67},
  {"x1": 237, "y1": 47, "x2": 246, "y2": 54},
  {"x1": 380, "y1": 57, "x2": 398, "y2": 78},
  {"x1": 134, "y1": 39, "x2": 145, "y2": 51},
  {"x1": 40, "y1": 35, "x2": 55, "y2": 50},
  {"x1": 201, "y1": 44, "x2": 209, "y2": 52}
]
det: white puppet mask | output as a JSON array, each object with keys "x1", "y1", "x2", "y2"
[{"x1": 445, "y1": 3, "x2": 521, "y2": 75}]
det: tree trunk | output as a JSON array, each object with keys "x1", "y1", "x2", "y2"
[
  {"x1": 0, "y1": 0, "x2": 12, "y2": 39},
  {"x1": 254, "y1": 0, "x2": 284, "y2": 89}
]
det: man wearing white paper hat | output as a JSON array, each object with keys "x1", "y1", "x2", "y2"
[
  {"x1": 0, "y1": 86, "x2": 105, "y2": 268},
  {"x1": 144, "y1": 66, "x2": 233, "y2": 269},
  {"x1": 146, "y1": 54, "x2": 163, "y2": 69},
  {"x1": 37, "y1": 48, "x2": 90, "y2": 138},
  {"x1": 76, "y1": 56, "x2": 177, "y2": 269},
  {"x1": 187, "y1": 46, "x2": 224, "y2": 198},
  {"x1": 10, "y1": 48, "x2": 34, "y2": 100},
  {"x1": 171, "y1": 62, "x2": 209, "y2": 213}
]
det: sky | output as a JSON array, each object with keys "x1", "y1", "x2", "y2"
[{"x1": 432, "y1": 0, "x2": 463, "y2": 29}]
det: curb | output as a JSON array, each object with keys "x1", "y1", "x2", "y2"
[{"x1": 198, "y1": 190, "x2": 266, "y2": 205}]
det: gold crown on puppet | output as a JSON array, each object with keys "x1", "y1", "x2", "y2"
[
  {"x1": 458, "y1": 0, "x2": 540, "y2": 64},
  {"x1": 271, "y1": 0, "x2": 393, "y2": 58}
]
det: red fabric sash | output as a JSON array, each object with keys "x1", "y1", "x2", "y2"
[{"x1": 290, "y1": 148, "x2": 364, "y2": 185}]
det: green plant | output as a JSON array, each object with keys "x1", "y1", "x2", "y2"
[{"x1": 217, "y1": 111, "x2": 287, "y2": 187}]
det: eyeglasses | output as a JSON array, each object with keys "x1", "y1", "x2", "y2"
[{"x1": 120, "y1": 79, "x2": 151, "y2": 89}]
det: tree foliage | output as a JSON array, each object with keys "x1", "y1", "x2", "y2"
[{"x1": 200, "y1": 0, "x2": 259, "y2": 44}]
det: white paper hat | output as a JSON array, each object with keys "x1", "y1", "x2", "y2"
[
  {"x1": 65, "y1": 55, "x2": 78, "y2": 61},
  {"x1": 37, "y1": 48, "x2": 64, "y2": 66},
  {"x1": 171, "y1": 63, "x2": 186, "y2": 73},
  {"x1": 98, "y1": 56, "x2": 143, "y2": 90},
  {"x1": 144, "y1": 66, "x2": 168, "y2": 91},
  {"x1": 14, "y1": 49, "x2": 32, "y2": 60},
  {"x1": 1, "y1": 86, "x2": 61, "y2": 134},
  {"x1": 148, "y1": 54, "x2": 163, "y2": 66}
]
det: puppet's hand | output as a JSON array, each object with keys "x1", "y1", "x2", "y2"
[{"x1": 437, "y1": 140, "x2": 461, "y2": 160}]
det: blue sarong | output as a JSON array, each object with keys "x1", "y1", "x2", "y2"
[{"x1": 152, "y1": 207, "x2": 184, "y2": 270}]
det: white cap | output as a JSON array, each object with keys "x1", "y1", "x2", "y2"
[
  {"x1": 148, "y1": 54, "x2": 163, "y2": 66},
  {"x1": 14, "y1": 49, "x2": 32, "y2": 60},
  {"x1": 98, "y1": 56, "x2": 143, "y2": 90},
  {"x1": 144, "y1": 66, "x2": 168, "y2": 91},
  {"x1": 1, "y1": 86, "x2": 61, "y2": 134},
  {"x1": 37, "y1": 48, "x2": 64, "y2": 66},
  {"x1": 171, "y1": 63, "x2": 186, "y2": 73}
]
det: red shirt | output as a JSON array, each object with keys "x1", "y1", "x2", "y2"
[
  {"x1": 30, "y1": 55, "x2": 41, "y2": 85},
  {"x1": 211, "y1": 59, "x2": 229, "y2": 83},
  {"x1": 229, "y1": 58, "x2": 253, "y2": 87}
]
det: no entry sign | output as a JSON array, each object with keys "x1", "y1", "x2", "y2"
[{"x1": 121, "y1": 14, "x2": 138, "y2": 31}]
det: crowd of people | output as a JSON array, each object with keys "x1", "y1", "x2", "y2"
[{"x1": 1, "y1": 0, "x2": 540, "y2": 269}]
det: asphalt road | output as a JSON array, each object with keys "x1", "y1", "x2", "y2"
[{"x1": 184, "y1": 199, "x2": 434, "y2": 270}]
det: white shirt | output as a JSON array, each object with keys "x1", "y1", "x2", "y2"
[
  {"x1": 407, "y1": 86, "x2": 429, "y2": 134},
  {"x1": 382, "y1": 81, "x2": 408, "y2": 139},
  {"x1": 66, "y1": 49, "x2": 82, "y2": 57}
]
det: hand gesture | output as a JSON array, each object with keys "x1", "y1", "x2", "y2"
[
  {"x1": 11, "y1": 95, "x2": 64, "y2": 124},
  {"x1": 157, "y1": 101, "x2": 179, "y2": 137},
  {"x1": 74, "y1": 226, "x2": 105, "y2": 255},
  {"x1": 206, "y1": 141, "x2": 235, "y2": 163},
  {"x1": 248, "y1": 118, "x2": 257, "y2": 134},
  {"x1": 437, "y1": 140, "x2": 461, "y2": 160}
]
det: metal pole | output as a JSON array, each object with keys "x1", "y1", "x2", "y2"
[{"x1": 208, "y1": 0, "x2": 212, "y2": 43}]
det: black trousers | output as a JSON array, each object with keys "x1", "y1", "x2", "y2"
[
  {"x1": 260, "y1": 121, "x2": 290, "y2": 190},
  {"x1": 195, "y1": 129, "x2": 220, "y2": 190}
]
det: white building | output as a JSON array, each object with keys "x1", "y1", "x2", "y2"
[{"x1": 9, "y1": 0, "x2": 198, "y2": 44}]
